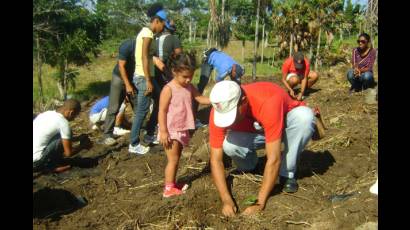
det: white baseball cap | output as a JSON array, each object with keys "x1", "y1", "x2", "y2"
[{"x1": 210, "y1": 81, "x2": 242, "y2": 127}]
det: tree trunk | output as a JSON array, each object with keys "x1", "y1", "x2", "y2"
[
  {"x1": 252, "y1": 0, "x2": 260, "y2": 81},
  {"x1": 209, "y1": 0, "x2": 220, "y2": 49},
  {"x1": 36, "y1": 35, "x2": 44, "y2": 104},
  {"x1": 221, "y1": 0, "x2": 225, "y2": 24},
  {"x1": 193, "y1": 22, "x2": 197, "y2": 42},
  {"x1": 57, "y1": 81, "x2": 65, "y2": 100},
  {"x1": 309, "y1": 42, "x2": 313, "y2": 60},
  {"x1": 63, "y1": 59, "x2": 68, "y2": 100},
  {"x1": 289, "y1": 32, "x2": 293, "y2": 57},
  {"x1": 207, "y1": 20, "x2": 212, "y2": 48},
  {"x1": 242, "y1": 40, "x2": 245, "y2": 62},
  {"x1": 271, "y1": 48, "x2": 275, "y2": 66},
  {"x1": 315, "y1": 26, "x2": 322, "y2": 71},
  {"x1": 189, "y1": 17, "x2": 192, "y2": 43},
  {"x1": 260, "y1": 21, "x2": 265, "y2": 64}
]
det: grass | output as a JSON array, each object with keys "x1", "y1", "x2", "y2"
[{"x1": 33, "y1": 35, "x2": 378, "y2": 107}]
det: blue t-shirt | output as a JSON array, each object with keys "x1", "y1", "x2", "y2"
[
  {"x1": 90, "y1": 96, "x2": 109, "y2": 115},
  {"x1": 207, "y1": 51, "x2": 238, "y2": 81}
]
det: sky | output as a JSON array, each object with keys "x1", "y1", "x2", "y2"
[{"x1": 352, "y1": 0, "x2": 368, "y2": 7}]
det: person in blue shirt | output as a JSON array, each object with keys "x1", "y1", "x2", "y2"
[
  {"x1": 89, "y1": 96, "x2": 130, "y2": 136},
  {"x1": 197, "y1": 48, "x2": 244, "y2": 94},
  {"x1": 194, "y1": 48, "x2": 244, "y2": 128}
]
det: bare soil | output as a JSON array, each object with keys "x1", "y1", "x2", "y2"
[{"x1": 33, "y1": 63, "x2": 378, "y2": 230}]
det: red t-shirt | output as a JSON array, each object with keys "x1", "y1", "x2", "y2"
[
  {"x1": 209, "y1": 82, "x2": 306, "y2": 148},
  {"x1": 282, "y1": 57, "x2": 310, "y2": 78}
]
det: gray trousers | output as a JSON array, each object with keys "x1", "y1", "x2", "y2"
[
  {"x1": 222, "y1": 106, "x2": 316, "y2": 179},
  {"x1": 103, "y1": 74, "x2": 126, "y2": 138}
]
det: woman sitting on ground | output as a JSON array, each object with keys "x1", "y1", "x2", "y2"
[{"x1": 347, "y1": 33, "x2": 377, "y2": 94}]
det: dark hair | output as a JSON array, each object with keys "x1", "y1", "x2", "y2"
[
  {"x1": 168, "y1": 52, "x2": 197, "y2": 72},
  {"x1": 358, "y1": 33, "x2": 371, "y2": 42},
  {"x1": 61, "y1": 99, "x2": 81, "y2": 113},
  {"x1": 147, "y1": 3, "x2": 165, "y2": 22}
]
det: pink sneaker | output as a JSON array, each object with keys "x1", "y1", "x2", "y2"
[{"x1": 163, "y1": 187, "x2": 185, "y2": 198}]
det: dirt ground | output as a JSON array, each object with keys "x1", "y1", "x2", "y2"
[{"x1": 33, "y1": 63, "x2": 378, "y2": 230}]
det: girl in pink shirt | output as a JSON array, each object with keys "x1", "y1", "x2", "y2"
[{"x1": 158, "y1": 53, "x2": 210, "y2": 197}]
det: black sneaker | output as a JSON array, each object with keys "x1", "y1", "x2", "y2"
[{"x1": 282, "y1": 177, "x2": 298, "y2": 193}]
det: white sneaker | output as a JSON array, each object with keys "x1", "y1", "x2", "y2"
[
  {"x1": 370, "y1": 179, "x2": 378, "y2": 195},
  {"x1": 102, "y1": 137, "x2": 117, "y2": 146},
  {"x1": 144, "y1": 134, "x2": 159, "y2": 145},
  {"x1": 113, "y1": 127, "x2": 130, "y2": 136},
  {"x1": 195, "y1": 119, "x2": 206, "y2": 129},
  {"x1": 128, "y1": 144, "x2": 150, "y2": 155},
  {"x1": 253, "y1": 121, "x2": 263, "y2": 130}
]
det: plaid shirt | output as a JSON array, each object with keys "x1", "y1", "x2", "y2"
[{"x1": 352, "y1": 48, "x2": 377, "y2": 72}]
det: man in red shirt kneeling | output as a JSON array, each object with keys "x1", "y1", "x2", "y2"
[{"x1": 208, "y1": 81, "x2": 316, "y2": 217}]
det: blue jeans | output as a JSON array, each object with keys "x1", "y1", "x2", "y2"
[
  {"x1": 222, "y1": 106, "x2": 315, "y2": 179},
  {"x1": 145, "y1": 78, "x2": 161, "y2": 136},
  {"x1": 33, "y1": 134, "x2": 64, "y2": 172},
  {"x1": 130, "y1": 76, "x2": 152, "y2": 146},
  {"x1": 198, "y1": 62, "x2": 214, "y2": 94},
  {"x1": 347, "y1": 69, "x2": 374, "y2": 90}
]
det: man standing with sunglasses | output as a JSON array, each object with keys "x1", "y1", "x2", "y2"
[{"x1": 347, "y1": 33, "x2": 377, "y2": 94}]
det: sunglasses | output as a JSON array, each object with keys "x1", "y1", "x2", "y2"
[{"x1": 357, "y1": 40, "x2": 367, "y2": 44}]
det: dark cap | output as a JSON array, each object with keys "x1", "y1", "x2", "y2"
[
  {"x1": 293, "y1": 52, "x2": 305, "y2": 70},
  {"x1": 165, "y1": 20, "x2": 176, "y2": 32}
]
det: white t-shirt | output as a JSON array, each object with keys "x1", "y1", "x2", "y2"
[{"x1": 33, "y1": 111, "x2": 71, "y2": 162}]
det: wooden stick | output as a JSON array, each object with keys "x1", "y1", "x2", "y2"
[
  {"x1": 117, "y1": 205, "x2": 131, "y2": 220},
  {"x1": 186, "y1": 166, "x2": 203, "y2": 170},
  {"x1": 145, "y1": 162, "x2": 152, "y2": 173},
  {"x1": 129, "y1": 180, "x2": 164, "y2": 190},
  {"x1": 312, "y1": 171, "x2": 329, "y2": 185},
  {"x1": 231, "y1": 174, "x2": 261, "y2": 185},
  {"x1": 283, "y1": 193, "x2": 315, "y2": 203},
  {"x1": 285, "y1": 220, "x2": 312, "y2": 226},
  {"x1": 166, "y1": 210, "x2": 171, "y2": 228}
]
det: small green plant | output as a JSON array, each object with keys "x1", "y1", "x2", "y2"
[{"x1": 243, "y1": 195, "x2": 258, "y2": 206}]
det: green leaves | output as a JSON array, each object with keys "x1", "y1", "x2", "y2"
[{"x1": 243, "y1": 195, "x2": 258, "y2": 206}]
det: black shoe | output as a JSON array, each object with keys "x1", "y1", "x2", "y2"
[{"x1": 282, "y1": 177, "x2": 298, "y2": 193}]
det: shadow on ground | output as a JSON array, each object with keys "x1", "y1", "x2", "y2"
[{"x1": 33, "y1": 188, "x2": 87, "y2": 220}]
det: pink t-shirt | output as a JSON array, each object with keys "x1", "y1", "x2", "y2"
[{"x1": 166, "y1": 81, "x2": 195, "y2": 132}]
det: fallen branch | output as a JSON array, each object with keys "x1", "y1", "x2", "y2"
[
  {"x1": 231, "y1": 173, "x2": 261, "y2": 185},
  {"x1": 312, "y1": 171, "x2": 329, "y2": 185},
  {"x1": 129, "y1": 180, "x2": 164, "y2": 190},
  {"x1": 285, "y1": 220, "x2": 312, "y2": 226},
  {"x1": 145, "y1": 162, "x2": 152, "y2": 173},
  {"x1": 282, "y1": 193, "x2": 315, "y2": 203},
  {"x1": 117, "y1": 205, "x2": 131, "y2": 220}
]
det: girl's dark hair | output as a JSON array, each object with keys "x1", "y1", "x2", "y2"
[
  {"x1": 168, "y1": 52, "x2": 197, "y2": 72},
  {"x1": 359, "y1": 33, "x2": 371, "y2": 42},
  {"x1": 147, "y1": 3, "x2": 164, "y2": 21}
]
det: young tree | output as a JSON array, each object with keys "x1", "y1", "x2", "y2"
[{"x1": 34, "y1": 0, "x2": 106, "y2": 100}]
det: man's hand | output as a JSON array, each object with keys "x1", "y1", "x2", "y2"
[
  {"x1": 145, "y1": 79, "x2": 153, "y2": 95},
  {"x1": 79, "y1": 136, "x2": 92, "y2": 149},
  {"x1": 289, "y1": 89, "x2": 296, "y2": 99},
  {"x1": 354, "y1": 68, "x2": 361, "y2": 77},
  {"x1": 222, "y1": 201, "x2": 237, "y2": 217},
  {"x1": 242, "y1": 204, "x2": 264, "y2": 216},
  {"x1": 125, "y1": 83, "x2": 135, "y2": 97},
  {"x1": 296, "y1": 92, "x2": 303, "y2": 101}
]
